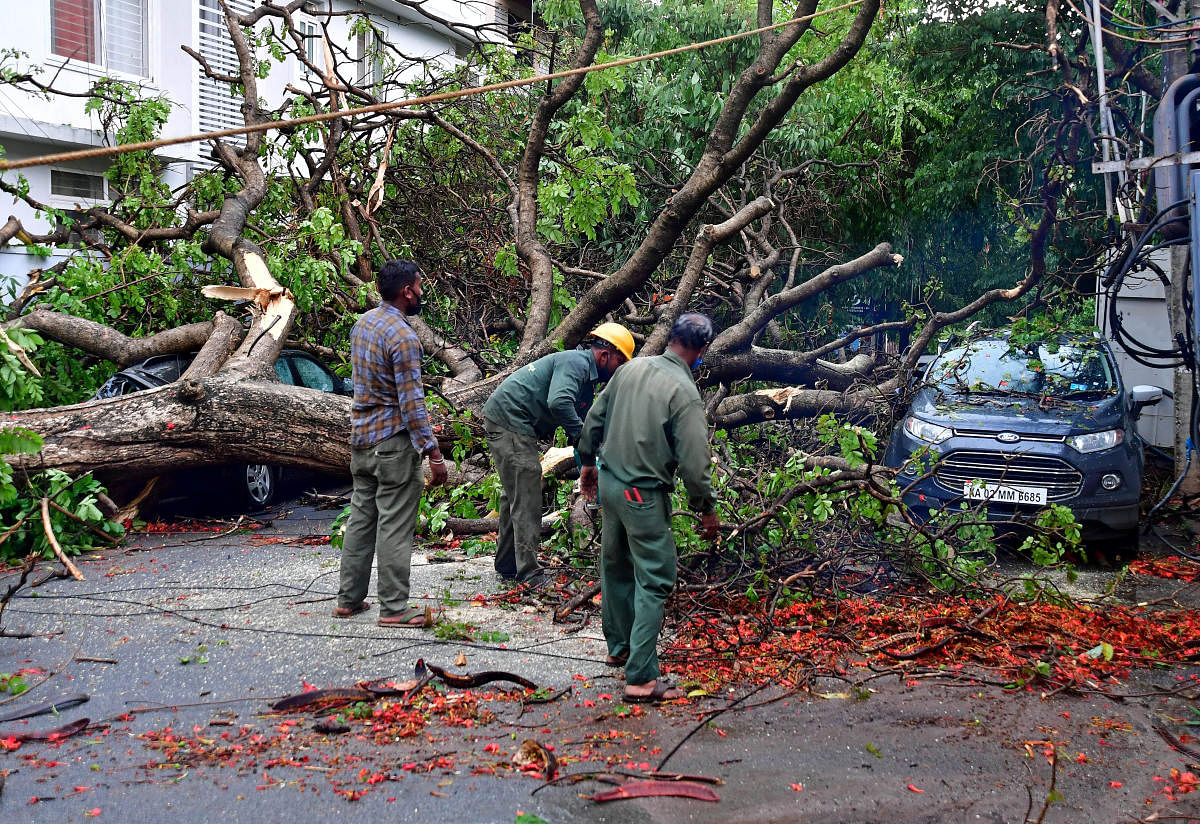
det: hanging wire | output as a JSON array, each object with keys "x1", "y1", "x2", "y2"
[{"x1": 0, "y1": 0, "x2": 866, "y2": 173}]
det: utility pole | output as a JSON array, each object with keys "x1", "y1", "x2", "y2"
[{"x1": 1166, "y1": 2, "x2": 1200, "y2": 494}]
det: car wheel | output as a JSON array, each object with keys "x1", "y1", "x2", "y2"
[{"x1": 241, "y1": 464, "x2": 280, "y2": 510}]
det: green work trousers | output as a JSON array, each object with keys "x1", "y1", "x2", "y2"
[
  {"x1": 483, "y1": 417, "x2": 543, "y2": 580},
  {"x1": 338, "y1": 432, "x2": 422, "y2": 618},
  {"x1": 598, "y1": 469, "x2": 677, "y2": 687}
]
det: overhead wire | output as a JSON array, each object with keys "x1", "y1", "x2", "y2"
[
  {"x1": 1095, "y1": 3, "x2": 1200, "y2": 32},
  {"x1": 1103, "y1": 193, "x2": 1200, "y2": 537},
  {"x1": 0, "y1": 0, "x2": 866, "y2": 173},
  {"x1": 1063, "y1": 0, "x2": 1193, "y2": 44}
]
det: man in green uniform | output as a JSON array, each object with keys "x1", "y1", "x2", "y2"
[
  {"x1": 482, "y1": 322, "x2": 635, "y2": 584},
  {"x1": 578, "y1": 313, "x2": 720, "y2": 703}
]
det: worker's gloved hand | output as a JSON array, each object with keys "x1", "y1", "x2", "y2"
[
  {"x1": 700, "y1": 512, "x2": 720, "y2": 541},
  {"x1": 580, "y1": 465, "x2": 598, "y2": 502}
]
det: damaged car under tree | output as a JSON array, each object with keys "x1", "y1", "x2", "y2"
[
  {"x1": 92, "y1": 349, "x2": 352, "y2": 511},
  {"x1": 884, "y1": 334, "x2": 1164, "y2": 547}
]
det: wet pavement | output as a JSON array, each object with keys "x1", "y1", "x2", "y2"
[{"x1": 1, "y1": 501, "x2": 1198, "y2": 823}]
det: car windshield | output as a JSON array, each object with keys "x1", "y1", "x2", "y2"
[{"x1": 928, "y1": 339, "x2": 1116, "y2": 397}]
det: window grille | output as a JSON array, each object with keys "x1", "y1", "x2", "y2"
[
  {"x1": 197, "y1": 0, "x2": 254, "y2": 140},
  {"x1": 50, "y1": 169, "x2": 106, "y2": 201},
  {"x1": 104, "y1": 0, "x2": 147, "y2": 75},
  {"x1": 51, "y1": 0, "x2": 96, "y2": 64}
]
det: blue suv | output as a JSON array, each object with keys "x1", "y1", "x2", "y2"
[{"x1": 882, "y1": 335, "x2": 1163, "y2": 543}]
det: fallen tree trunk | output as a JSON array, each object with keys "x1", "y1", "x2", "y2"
[{"x1": 10, "y1": 375, "x2": 354, "y2": 479}]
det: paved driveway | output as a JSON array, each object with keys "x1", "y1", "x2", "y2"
[{"x1": 1, "y1": 503, "x2": 1198, "y2": 823}]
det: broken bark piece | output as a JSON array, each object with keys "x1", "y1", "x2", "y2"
[
  {"x1": 359, "y1": 677, "x2": 422, "y2": 697},
  {"x1": 554, "y1": 582, "x2": 601, "y2": 624},
  {"x1": 423, "y1": 660, "x2": 538, "y2": 691},
  {"x1": 622, "y1": 769, "x2": 724, "y2": 785},
  {"x1": 588, "y1": 779, "x2": 720, "y2": 803},
  {"x1": 270, "y1": 687, "x2": 373, "y2": 712}
]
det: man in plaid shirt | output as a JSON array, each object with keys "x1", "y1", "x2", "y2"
[{"x1": 333, "y1": 259, "x2": 449, "y2": 627}]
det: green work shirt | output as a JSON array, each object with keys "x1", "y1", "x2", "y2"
[
  {"x1": 577, "y1": 349, "x2": 716, "y2": 515},
  {"x1": 482, "y1": 348, "x2": 598, "y2": 441}
]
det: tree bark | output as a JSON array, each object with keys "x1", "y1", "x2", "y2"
[{"x1": 10, "y1": 376, "x2": 353, "y2": 479}]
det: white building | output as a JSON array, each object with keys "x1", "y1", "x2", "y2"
[{"x1": 0, "y1": 0, "x2": 530, "y2": 298}]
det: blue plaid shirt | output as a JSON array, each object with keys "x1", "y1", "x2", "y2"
[{"x1": 349, "y1": 303, "x2": 436, "y2": 453}]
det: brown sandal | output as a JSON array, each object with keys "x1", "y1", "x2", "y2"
[
  {"x1": 377, "y1": 606, "x2": 430, "y2": 628},
  {"x1": 605, "y1": 654, "x2": 628, "y2": 667},
  {"x1": 331, "y1": 601, "x2": 370, "y2": 618},
  {"x1": 624, "y1": 680, "x2": 686, "y2": 704}
]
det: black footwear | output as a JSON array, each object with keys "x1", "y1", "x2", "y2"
[{"x1": 518, "y1": 570, "x2": 553, "y2": 589}]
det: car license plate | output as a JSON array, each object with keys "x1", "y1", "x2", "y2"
[{"x1": 962, "y1": 481, "x2": 1047, "y2": 506}]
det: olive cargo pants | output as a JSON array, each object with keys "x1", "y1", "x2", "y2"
[
  {"x1": 598, "y1": 469, "x2": 677, "y2": 687},
  {"x1": 338, "y1": 433, "x2": 422, "y2": 618},
  {"x1": 483, "y1": 417, "x2": 543, "y2": 580}
]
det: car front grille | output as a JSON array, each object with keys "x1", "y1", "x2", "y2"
[
  {"x1": 933, "y1": 451, "x2": 1083, "y2": 501},
  {"x1": 951, "y1": 428, "x2": 1065, "y2": 443}
]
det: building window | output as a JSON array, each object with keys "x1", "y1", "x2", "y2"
[
  {"x1": 356, "y1": 28, "x2": 383, "y2": 87},
  {"x1": 496, "y1": 0, "x2": 535, "y2": 68},
  {"x1": 299, "y1": 20, "x2": 319, "y2": 74},
  {"x1": 51, "y1": 0, "x2": 147, "y2": 76},
  {"x1": 50, "y1": 169, "x2": 106, "y2": 201}
]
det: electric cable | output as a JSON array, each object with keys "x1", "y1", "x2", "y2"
[{"x1": 1102, "y1": 199, "x2": 1193, "y2": 368}]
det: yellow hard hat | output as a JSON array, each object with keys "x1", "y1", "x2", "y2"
[{"x1": 590, "y1": 322, "x2": 635, "y2": 361}]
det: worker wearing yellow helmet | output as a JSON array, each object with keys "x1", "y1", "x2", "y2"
[{"x1": 482, "y1": 323, "x2": 635, "y2": 585}]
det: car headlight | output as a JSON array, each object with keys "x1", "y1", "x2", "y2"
[
  {"x1": 1066, "y1": 428, "x2": 1124, "y2": 453},
  {"x1": 904, "y1": 416, "x2": 952, "y2": 444}
]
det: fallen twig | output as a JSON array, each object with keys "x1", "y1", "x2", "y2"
[
  {"x1": 40, "y1": 497, "x2": 84, "y2": 581},
  {"x1": 183, "y1": 515, "x2": 250, "y2": 543},
  {"x1": 0, "y1": 693, "x2": 88, "y2": 723},
  {"x1": 0, "y1": 514, "x2": 29, "y2": 548},
  {"x1": 554, "y1": 582, "x2": 601, "y2": 623},
  {"x1": 1152, "y1": 721, "x2": 1200, "y2": 762},
  {"x1": 587, "y1": 778, "x2": 720, "y2": 803},
  {"x1": 46, "y1": 499, "x2": 121, "y2": 544},
  {"x1": 0, "y1": 716, "x2": 90, "y2": 744}
]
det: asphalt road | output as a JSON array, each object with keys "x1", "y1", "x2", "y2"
[{"x1": 1, "y1": 499, "x2": 1198, "y2": 823}]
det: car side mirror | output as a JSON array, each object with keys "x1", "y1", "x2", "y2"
[{"x1": 1129, "y1": 385, "x2": 1164, "y2": 418}]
